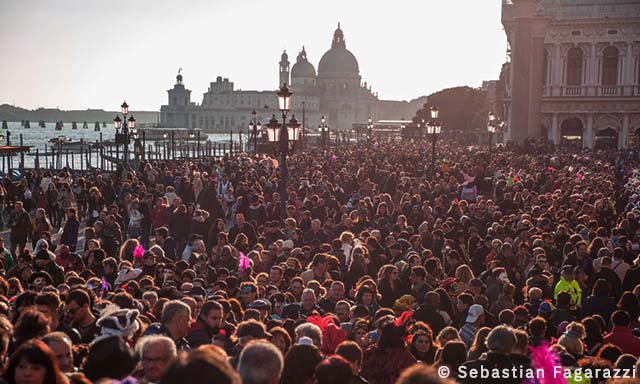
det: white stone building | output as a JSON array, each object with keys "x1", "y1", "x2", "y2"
[
  {"x1": 501, "y1": 0, "x2": 640, "y2": 149},
  {"x1": 160, "y1": 24, "x2": 420, "y2": 133}
]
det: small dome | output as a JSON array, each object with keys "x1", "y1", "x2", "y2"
[
  {"x1": 280, "y1": 50, "x2": 288, "y2": 62},
  {"x1": 291, "y1": 46, "x2": 316, "y2": 78}
]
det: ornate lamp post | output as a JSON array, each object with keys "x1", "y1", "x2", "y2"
[
  {"x1": 265, "y1": 84, "x2": 300, "y2": 222},
  {"x1": 248, "y1": 109, "x2": 262, "y2": 154},
  {"x1": 113, "y1": 101, "x2": 136, "y2": 168},
  {"x1": 367, "y1": 116, "x2": 373, "y2": 142},
  {"x1": 487, "y1": 112, "x2": 497, "y2": 154},
  {"x1": 426, "y1": 106, "x2": 441, "y2": 176},
  {"x1": 319, "y1": 116, "x2": 329, "y2": 149}
]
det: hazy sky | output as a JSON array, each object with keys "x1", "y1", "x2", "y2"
[{"x1": 0, "y1": 0, "x2": 507, "y2": 111}]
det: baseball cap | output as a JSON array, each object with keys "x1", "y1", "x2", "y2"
[
  {"x1": 248, "y1": 299, "x2": 271, "y2": 310},
  {"x1": 466, "y1": 304, "x2": 485, "y2": 323},
  {"x1": 538, "y1": 301, "x2": 555, "y2": 316}
]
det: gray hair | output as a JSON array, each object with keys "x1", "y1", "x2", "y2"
[
  {"x1": 41, "y1": 332, "x2": 72, "y2": 347},
  {"x1": 485, "y1": 325, "x2": 516, "y2": 354},
  {"x1": 161, "y1": 300, "x2": 191, "y2": 324},
  {"x1": 295, "y1": 323, "x2": 322, "y2": 348},
  {"x1": 136, "y1": 335, "x2": 177, "y2": 360},
  {"x1": 238, "y1": 340, "x2": 284, "y2": 384}
]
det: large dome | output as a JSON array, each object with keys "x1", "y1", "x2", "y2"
[
  {"x1": 291, "y1": 47, "x2": 316, "y2": 78},
  {"x1": 318, "y1": 24, "x2": 359, "y2": 75}
]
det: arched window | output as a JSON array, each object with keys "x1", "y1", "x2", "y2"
[
  {"x1": 543, "y1": 49, "x2": 550, "y2": 85},
  {"x1": 566, "y1": 48, "x2": 583, "y2": 86},
  {"x1": 602, "y1": 46, "x2": 619, "y2": 86}
]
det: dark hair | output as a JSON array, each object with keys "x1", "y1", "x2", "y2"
[
  {"x1": 314, "y1": 355, "x2": 353, "y2": 384},
  {"x1": 592, "y1": 279, "x2": 611, "y2": 296},
  {"x1": 335, "y1": 340, "x2": 363, "y2": 366},
  {"x1": 160, "y1": 345, "x2": 240, "y2": 384},
  {"x1": 377, "y1": 321, "x2": 406, "y2": 350},
  {"x1": 596, "y1": 343, "x2": 623, "y2": 364},
  {"x1": 200, "y1": 300, "x2": 223, "y2": 319},
  {"x1": 438, "y1": 341, "x2": 467, "y2": 369},
  {"x1": 528, "y1": 317, "x2": 547, "y2": 338},
  {"x1": 14, "y1": 309, "x2": 50, "y2": 347},
  {"x1": 66, "y1": 289, "x2": 90, "y2": 307},
  {"x1": 411, "y1": 266, "x2": 426, "y2": 280},
  {"x1": 611, "y1": 310, "x2": 631, "y2": 327},
  {"x1": 35, "y1": 292, "x2": 61, "y2": 311},
  {"x1": 280, "y1": 345, "x2": 322, "y2": 384},
  {"x1": 2, "y1": 339, "x2": 63, "y2": 384}
]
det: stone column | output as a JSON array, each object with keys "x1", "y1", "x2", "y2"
[
  {"x1": 584, "y1": 114, "x2": 594, "y2": 149},
  {"x1": 621, "y1": 114, "x2": 630, "y2": 149},
  {"x1": 624, "y1": 43, "x2": 635, "y2": 95},
  {"x1": 509, "y1": 0, "x2": 541, "y2": 144},
  {"x1": 587, "y1": 43, "x2": 598, "y2": 96},
  {"x1": 551, "y1": 113, "x2": 559, "y2": 144},
  {"x1": 528, "y1": 18, "x2": 550, "y2": 139},
  {"x1": 552, "y1": 44, "x2": 562, "y2": 95}
]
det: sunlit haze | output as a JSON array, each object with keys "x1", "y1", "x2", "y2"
[{"x1": 0, "y1": 0, "x2": 507, "y2": 111}]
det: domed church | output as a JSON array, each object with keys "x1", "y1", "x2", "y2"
[
  {"x1": 283, "y1": 23, "x2": 381, "y2": 131},
  {"x1": 161, "y1": 24, "x2": 420, "y2": 132}
]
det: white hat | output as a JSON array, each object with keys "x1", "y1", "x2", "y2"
[
  {"x1": 466, "y1": 304, "x2": 485, "y2": 323},
  {"x1": 283, "y1": 240, "x2": 294, "y2": 249}
]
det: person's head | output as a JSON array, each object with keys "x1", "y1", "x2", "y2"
[
  {"x1": 396, "y1": 365, "x2": 456, "y2": 384},
  {"x1": 611, "y1": 310, "x2": 631, "y2": 328},
  {"x1": 295, "y1": 323, "x2": 322, "y2": 348},
  {"x1": 329, "y1": 281, "x2": 345, "y2": 301},
  {"x1": 65, "y1": 288, "x2": 92, "y2": 323},
  {"x1": 486, "y1": 325, "x2": 516, "y2": 355},
  {"x1": 238, "y1": 340, "x2": 284, "y2": 384},
  {"x1": 159, "y1": 345, "x2": 241, "y2": 384},
  {"x1": 335, "y1": 341, "x2": 363, "y2": 375},
  {"x1": 334, "y1": 301, "x2": 351, "y2": 323},
  {"x1": 14, "y1": 309, "x2": 50, "y2": 347},
  {"x1": 314, "y1": 355, "x2": 353, "y2": 384},
  {"x1": 410, "y1": 266, "x2": 426, "y2": 286},
  {"x1": 41, "y1": 332, "x2": 74, "y2": 373},
  {"x1": 411, "y1": 329, "x2": 434, "y2": 357},
  {"x1": 509, "y1": 328, "x2": 528, "y2": 356},
  {"x1": 240, "y1": 283, "x2": 258, "y2": 305},
  {"x1": 2, "y1": 339, "x2": 62, "y2": 384},
  {"x1": 136, "y1": 335, "x2": 177, "y2": 383},
  {"x1": 279, "y1": 344, "x2": 322, "y2": 384},
  {"x1": 161, "y1": 300, "x2": 192, "y2": 339},
  {"x1": 269, "y1": 327, "x2": 292, "y2": 355},
  {"x1": 269, "y1": 266, "x2": 284, "y2": 284},
  {"x1": 301, "y1": 288, "x2": 317, "y2": 311},
  {"x1": 35, "y1": 292, "x2": 61, "y2": 327},
  {"x1": 199, "y1": 300, "x2": 224, "y2": 329},
  {"x1": 438, "y1": 340, "x2": 467, "y2": 369}
]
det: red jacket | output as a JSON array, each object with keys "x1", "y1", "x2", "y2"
[{"x1": 603, "y1": 326, "x2": 640, "y2": 356}]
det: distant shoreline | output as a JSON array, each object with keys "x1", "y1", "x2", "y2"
[{"x1": 0, "y1": 104, "x2": 159, "y2": 124}]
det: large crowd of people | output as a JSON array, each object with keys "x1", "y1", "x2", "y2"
[{"x1": 0, "y1": 139, "x2": 638, "y2": 384}]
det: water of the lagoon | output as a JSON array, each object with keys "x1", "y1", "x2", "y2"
[{"x1": 1, "y1": 122, "x2": 247, "y2": 170}]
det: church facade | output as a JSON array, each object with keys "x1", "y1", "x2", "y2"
[
  {"x1": 160, "y1": 25, "x2": 420, "y2": 133},
  {"x1": 500, "y1": 0, "x2": 640, "y2": 149}
]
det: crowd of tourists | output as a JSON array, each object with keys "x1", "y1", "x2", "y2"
[{"x1": 0, "y1": 139, "x2": 638, "y2": 384}]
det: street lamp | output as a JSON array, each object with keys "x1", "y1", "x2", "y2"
[
  {"x1": 265, "y1": 84, "x2": 299, "y2": 222},
  {"x1": 320, "y1": 116, "x2": 328, "y2": 149},
  {"x1": 249, "y1": 109, "x2": 262, "y2": 154},
  {"x1": 487, "y1": 112, "x2": 497, "y2": 154},
  {"x1": 426, "y1": 106, "x2": 441, "y2": 177},
  {"x1": 400, "y1": 118, "x2": 405, "y2": 142},
  {"x1": 367, "y1": 116, "x2": 373, "y2": 142},
  {"x1": 113, "y1": 101, "x2": 136, "y2": 168}
]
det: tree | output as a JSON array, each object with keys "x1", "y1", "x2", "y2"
[{"x1": 410, "y1": 86, "x2": 490, "y2": 144}]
